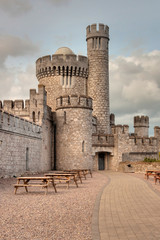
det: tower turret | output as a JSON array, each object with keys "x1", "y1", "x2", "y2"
[
  {"x1": 36, "y1": 47, "x2": 88, "y2": 111},
  {"x1": 134, "y1": 116, "x2": 149, "y2": 137},
  {"x1": 86, "y1": 23, "x2": 110, "y2": 134}
]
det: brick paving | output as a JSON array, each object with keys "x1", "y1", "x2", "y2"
[{"x1": 92, "y1": 172, "x2": 160, "y2": 240}]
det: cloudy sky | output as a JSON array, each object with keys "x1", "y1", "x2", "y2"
[{"x1": 0, "y1": 0, "x2": 160, "y2": 135}]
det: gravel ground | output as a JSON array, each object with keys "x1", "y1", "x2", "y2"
[
  {"x1": 0, "y1": 171, "x2": 108, "y2": 240},
  {"x1": 1, "y1": 171, "x2": 159, "y2": 240}
]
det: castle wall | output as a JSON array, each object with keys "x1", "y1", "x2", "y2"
[
  {"x1": 0, "y1": 110, "x2": 42, "y2": 177},
  {"x1": 56, "y1": 95, "x2": 93, "y2": 170},
  {"x1": 0, "y1": 110, "x2": 54, "y2": 177},
  {"x1": 154, "y1": 126, "x2": 160, "y2": 152},
  {"x1": 111, "y1": 125, "x2": 158, "y2": 170},
  {"x1": 0, "y1": 85, "x2": 48, "y2": 125}
]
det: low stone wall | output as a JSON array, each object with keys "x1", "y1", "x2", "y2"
[{"x1": 118, "y1": 161, "x2": 160, "y2": 173}]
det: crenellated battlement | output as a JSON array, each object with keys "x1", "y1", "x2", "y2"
[
  {"x1": 0, "y1": 110, "x2": 42, "y2": 137},
  {"x1": 134, "y1": 115, "x2": 149, "y2": 127},
  {"x1": 129, "y1": 136, "x2": 157, "y2": 146},
  {"x1": 1, "y1": 99, "x2": 27, "y2": 111},
  {"x1": 86, "y1": 23, "x2": 109, "y2": 40},
  {"x1": 92, "y1": 133, "x2": 114, "y2": 147},
  {"x1": 56, "y1": 95, "x2": 92, "y2": 110},
  {"x1": 111, "y1": 125, "x2": 129, "y2": 135},
  {"x1": 36, "y1": 54, "x2": 88, "y2": 80},
  {"x1": 154, "y1": 126, "x2": 160, "y2": 138}
]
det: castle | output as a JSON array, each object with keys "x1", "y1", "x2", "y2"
[{"x1": 0, "y1": 23, "x2": 160, "y2": 177}]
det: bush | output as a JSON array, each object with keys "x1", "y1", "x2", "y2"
[{"x1": 143, "y1": 157, "x2": 160, "y2": 162}]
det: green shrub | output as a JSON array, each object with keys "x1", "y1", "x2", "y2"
[{"x1": 143, "y1": 157, "x2": 160, "y2": 162}]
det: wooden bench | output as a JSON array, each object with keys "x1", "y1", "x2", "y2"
[
  {"x1": 14, "y1": 176, "x2": 57, "y2": 195},
  {"x1": 154, "y1": 173, "x2": 160, "y2": 184},
  {"x1": 45, "y1": 173, "x2": 78, "y2": 189},
  {"x1": 71, "y1": 169, "x2": 92, "y2": 179},
  {"x1": 145, "y1": 170, "x2": 160, "y2": 180}
]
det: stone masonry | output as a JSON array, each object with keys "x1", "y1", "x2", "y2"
[{"x1": 0, "y1": 23, "x2": 160, "y2": 177}]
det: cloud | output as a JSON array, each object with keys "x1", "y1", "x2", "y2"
[
  {"x1": 0, "y1": 64, "x2": 37, "y2": 101},
  {"x1": 0, "y1": 0, "x2": 32, "y2": 16},
  {"x1": 110, "y1": 50, "x2": 160, "y2": 133},
  {"x1": 0, "y1": 34, "x2": 39, "y2": 102},
  {"x1": 46, "y1": 0, "x2": 71, "y2": 6},
  {"x1": 0, "y1": 35, "x2": 39, "y2": 67}
]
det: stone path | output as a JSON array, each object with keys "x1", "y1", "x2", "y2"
[{"x1": 92, "y1": 172, "x2": 160, "y2": 240}]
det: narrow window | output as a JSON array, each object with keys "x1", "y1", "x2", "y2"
[
  {"x1": 53, "y1": 66, "x2": 56, "y2": 75},
  {"x1": 38, "y1": 111, "x2": 40, "y2": 121},
  {"x1": 62, "y1": 66, "x2": 65, "y2": 85},
  {"x1": 92, "y1": 38, "x2": 94, "y2": 49},
  {"x1": 82, "y1": 141, "x2": 85, "y2": 152},
  {"x1": 64, "y1": 111, "x2": 66, "y2": 124},
  {"x1": 58, "y1": 66, "x2": 61, "y2": 75},
  {"x1": 99, "y1": 38, "x2": 101, "y2": 49},
  {"x1": 66, "y1": 66, "x2": 69, "y2": 85},
  {"x1": 26, "y1": 147, "x2": 29, "y2": 171},
  {"x1": 32, "y1": 111, "x2": 36, "y2": 123},
  {"x1": 95, "y1": 38, "x2": 97, "y2": 49}
]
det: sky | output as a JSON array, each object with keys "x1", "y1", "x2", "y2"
[{"x1": 0, "y1": 0, "x2": 160, "y2": 135}]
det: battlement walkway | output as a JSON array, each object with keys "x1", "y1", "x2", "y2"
[{"x1": 92, "y1": 172, "x2": 160, "y2": 240}]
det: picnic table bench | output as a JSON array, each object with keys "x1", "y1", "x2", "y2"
[
  {"x1": 145, "y1": 170, "x2": 160, "y2": 180},
  {"x1": 44, "y1": 172, "x2": 78, "y2": 189},
  {"x1": 14, "y1": 176, "x2": 57, "y2": 195},
  {"x1": 70, "y1": 169, "x2": 92, "y2": 179},
  {"x1": 154, "y1": 172, "x2": 160, "y2": 184}
]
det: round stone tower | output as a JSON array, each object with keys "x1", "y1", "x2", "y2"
[
  {"x1": 36, "y1": 47, "x2": 88, "y2": 111},
  {"x1": 86, "y1": 23, "x2": 110, "y2": 134},
  {"x1": 134, "y1": 116, "x2": 149, "y2": 137},
  {"x1": 56, "y1": 95, "x2": 93, "y2": 170}
]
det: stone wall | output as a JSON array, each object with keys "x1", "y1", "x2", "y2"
[
  {"x1": 0, "y1": 85, "x2": 47, "y2": 125},
  {"x1": 118, "y1": 161, "x2": 160, "y2": 173},
  {"x1": 0, "y1": 109, "x2": 54, "y2": 177},
  {"x1": 39, "y1": 76, "x2": 87, "y2": 111},
  {"x1": 0, "y1": 110, "x2": 42, "y2": 177},
  {"x1": 111, "y1": 125, "x2": 158, "y2": 170}
]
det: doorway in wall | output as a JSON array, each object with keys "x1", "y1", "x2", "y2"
[{"x1": 98, "y1": 152, "x2": 105, "y2": 170}]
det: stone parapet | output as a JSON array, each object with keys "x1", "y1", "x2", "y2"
[
  {"x1": 92, "y1": 133, "x2": 114, "y2": 147},
  {"x1": 129, "y1": 136, "x2": 157, "y2": 146},
  {"x1": 86, "y1": 23, "x2": 109, "y2": 40},
  {"x1": 112, "y1": 125, "x2": 129, "y2": 134},
  {"x1": 0, "y1": 110, "x2": 42, "y2": 138},
  {"x1": 36, "y1": 54, "x2": 88, "y2": 80},
  {"x1": 56, "y1": 95, "x2": 92, "y2": 110}
]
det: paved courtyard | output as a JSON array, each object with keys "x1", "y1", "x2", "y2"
[{"x1": 92, "y1": 172, "x2": 160, "y2": 240}]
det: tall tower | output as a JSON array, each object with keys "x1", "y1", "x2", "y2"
[{"x1": 86, "y1": 23, "x2": 110, "y2": 134}]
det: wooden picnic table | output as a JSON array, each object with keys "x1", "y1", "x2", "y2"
[
  {"x1": 44, "y1": 172, "x2": 78, "y2": 189},
  {"x1": 145, "y1": 170, "x2": 160, "y2": 180},
  {"x1": 154, "y1": 171, "x2": 160, "y2": 184},
  {"x1": 67, "y1": 169, "x2": 93, "y2": 179},
  {"x1": 14, "y1": 176, "x2": 57, "y2": 195}
]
